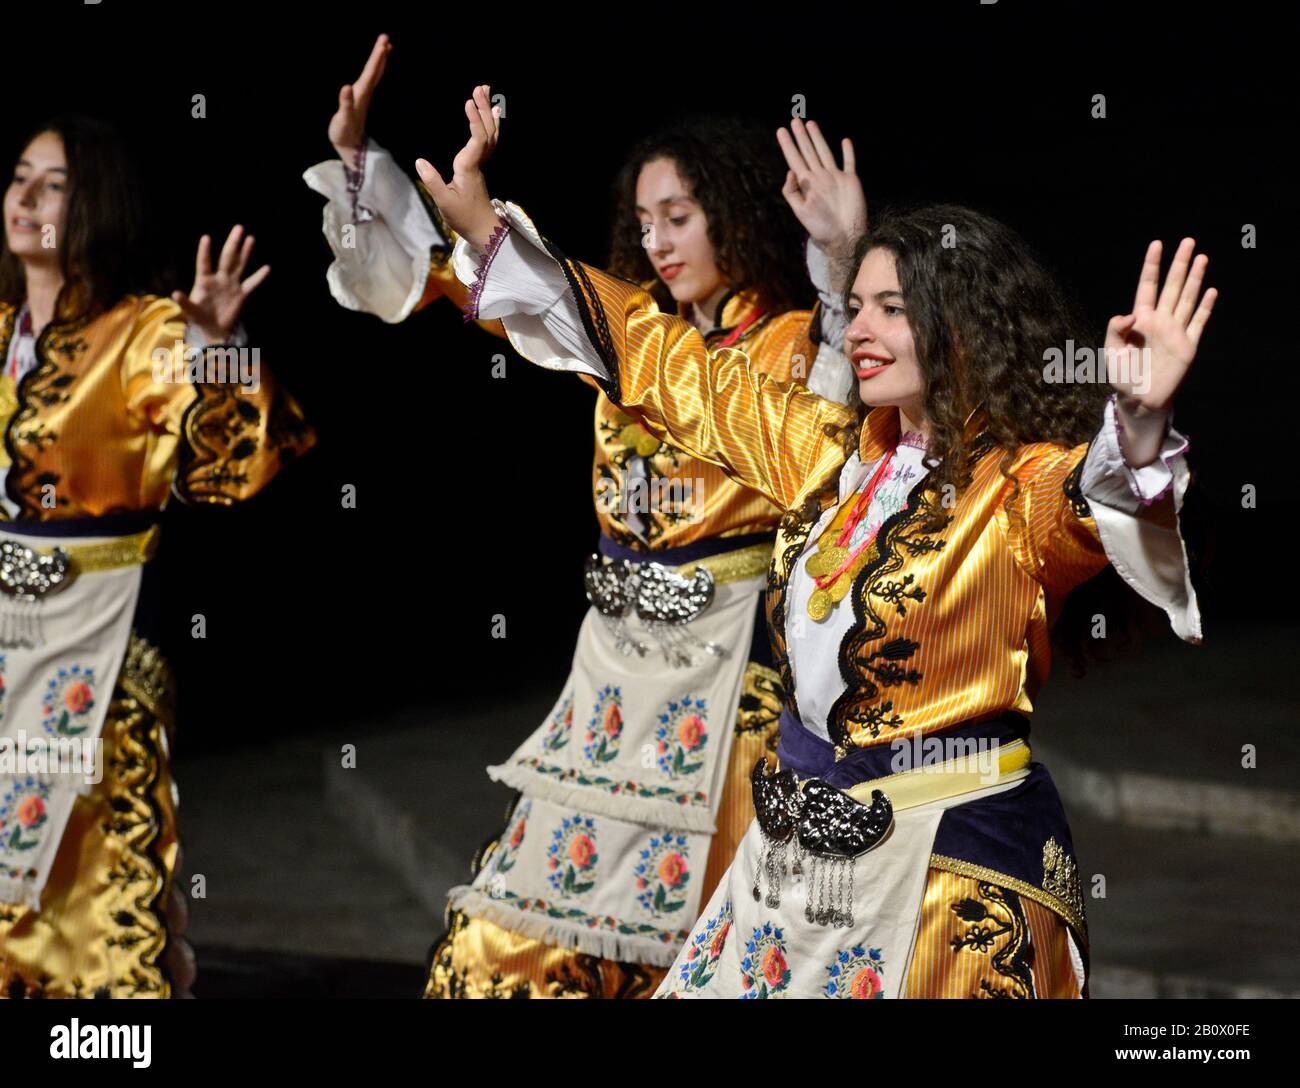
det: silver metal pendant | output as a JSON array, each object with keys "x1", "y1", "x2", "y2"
[{"x1": 0, "y1": 537, "x2": 72, "y2": 649}]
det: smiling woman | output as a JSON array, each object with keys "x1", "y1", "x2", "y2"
[
  {"x1": 419, "y1": 83, "x2": 1211, "y2": 999},
  {"x1": 305, "y1": 39, "x2": 859, "y2": 998},
  {"x1": 0, "y1": 114, "x2": 316, "y2": 999}
]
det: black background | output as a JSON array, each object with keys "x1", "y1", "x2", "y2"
[{"x1": 4, "y1": 0, "x2": 1292, "y2": 755}]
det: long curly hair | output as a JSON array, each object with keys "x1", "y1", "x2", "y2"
[
  {"x1": 808, "y1": 204, "x2": 1141, "y2": 670},
  {"x1": 847, "y1": 204, "x2": 1110, "y2": 533},
  {"x1": 606, "y1": 116, "x2": 812, "y2": 316}
]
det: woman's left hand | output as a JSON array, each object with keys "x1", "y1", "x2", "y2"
[
  {"x1": 1106, "y1": 237, "x2": 1217, "y2": 413},
  {"x1": 414, "y1": 84, "x2": 502, "y2": 248},
  {"x1": 173, "y1": 225, "x2": 270, "y2": 343}
]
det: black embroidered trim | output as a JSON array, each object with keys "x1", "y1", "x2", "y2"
[
  {"x1": 5, "y1": 314, "x2": 92, "y2": 519},
  {"x1": 1062, "y1": 454, "x2": 1092, "y2": 519},
  {"x1": 538, "y1": 237, "x2": 623, "y2": 405},
  {"x1": 950, "y1": 882, "x2": 1037, "y2": 999},
  {"x1": 827, "y1": 470, "x2": 953, "y2": 748}
]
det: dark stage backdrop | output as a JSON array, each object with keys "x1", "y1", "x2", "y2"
[{"x1": 3, "y1": 1, "x2": 1291, "y2": 754}]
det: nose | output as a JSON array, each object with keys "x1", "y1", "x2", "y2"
[
  {"x1": 845, "y1": 310, "x2": 878, "y2": 352},
  {"x1": 647, "y1": 218, "x2": 672, "y2": 257}
]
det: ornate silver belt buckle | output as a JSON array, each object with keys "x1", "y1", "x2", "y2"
[
  {"x1": 750, "y1": 758, "x2": 894, "y2": 927},
  {"x1": 582, "y1": 553, "x2": 725, "y2": 667},
  {"x1": 0, "y1": 537, "x2": 72, "y2": 649}
]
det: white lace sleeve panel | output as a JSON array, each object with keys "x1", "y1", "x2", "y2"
[
  {"x1": 302, "y1": 138, "x2": 444, "y2": 323},
  {"x1": 1079, "y1": 395, "x2": 1202, "y2": 643},
  {"x1": 450, "y1": 200, "x2": 612, "y2": 382}
]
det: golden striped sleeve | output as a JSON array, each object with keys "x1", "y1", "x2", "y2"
[
  {"x1": 551, "y1": 256, "x2": 856, "y2": 512},
  {"x1": 997, "y1": 441, "x2": 1110, "y2": 599}
]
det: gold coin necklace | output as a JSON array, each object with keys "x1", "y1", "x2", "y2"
[{"x1": 805, "y1": 448, "x2": 901, "y2": 622}]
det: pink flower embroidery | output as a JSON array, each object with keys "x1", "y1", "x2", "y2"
[
  {"x1": 677, "y1": 715, "x2": 706, "y2": 751},
  {"x1": 17, "y1": 795, "x2": 45, "y2": 829},
  {"x1": 762, "y1": 946, "x2": 787, "y2": 988},
  {"x1": 657, "y1": 852, "x2": 688, "y2": 888},
  {"x1": 64, "y1": 681, "x2": 92, "y2": 714},
  {"x1": 569, "y1": 833, "x2": 595, "y2": 869},
  {"x1": 850, "y1": 966, "x2": 883, "y2": 999}
]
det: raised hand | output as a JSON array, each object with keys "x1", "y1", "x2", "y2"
[
  {"x1": 414, "y1": 84, "x2": 502, "y2": 248},
  {"x1": 777, "y1": 118, "x2": 866, "y2": 264},
  {"x1": 329, "y1": 33, "x2": 392, "y2": 162},
  {"x1": 1106, "y1": 238, "x2": 1217, "y2": 414},
  {"x1": 172, "y1": 226, "x2": 270, "y2": 344}
]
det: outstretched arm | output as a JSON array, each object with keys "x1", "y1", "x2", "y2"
[
  {"x1": 417, "y1": 86, "x2": 857, "y2": 511},
  {"x1": 1010, "y1": 237, "x2": 1215, "y2": 643},
  {"x1": 303, "y1": 37, "x2": 504, "y2": 334}
]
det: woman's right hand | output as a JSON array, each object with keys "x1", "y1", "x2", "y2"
[
  {"x1": 777, "y1": 118, "x2": 866, "y2": 265},
  {"x1": 415, "y1": 84, "x2": 503, "y2": 248},
  {"x1": 329, "y1": 33, "x2": 392, "y2": 162}
]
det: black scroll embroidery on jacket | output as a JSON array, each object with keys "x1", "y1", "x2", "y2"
[{"x1": 827, "y1": 471, "x2": 952, "y2": 748}]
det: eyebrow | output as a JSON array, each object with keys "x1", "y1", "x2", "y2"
[
  {"x1": 846, "y1": 289, "x2": 905, "y2": 305},
  {"x1": 15, "y1": 159, "x2": 67, "y2": 173},
  {"x1": 634, "y1": 195, "x2": 694, "y2": 214}
]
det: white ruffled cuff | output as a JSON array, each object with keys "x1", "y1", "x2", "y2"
[
  {"x1": 1079, "y1": 396, "x2": 1201, "y2": 643},
  {"x1": 450, "y1": 200, "x2": 610, "y2": 382},
  {"x1": 302, "y1": 138, "x2": 444, "y2": 323}
]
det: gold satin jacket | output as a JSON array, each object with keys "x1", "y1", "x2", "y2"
[
  {"x1": 419, "y1": 243, "x2": 822, "y2": 550},
  {"x1": 0, "y1": 296, "x2": 316, "y2": 519},
  {"x1": 542, "y1": 254, "x2": 1113, "y2": 753}
]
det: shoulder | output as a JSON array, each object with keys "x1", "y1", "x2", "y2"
[{"x1": 742, "y1": 307, "x2": 815, "y2": 375}]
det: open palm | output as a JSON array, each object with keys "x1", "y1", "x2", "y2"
[
  {"x1": 414, "y1": 84, "x2": 502, "y2": 247},
  {"x1": 172, "y1": 226, "x2": 269, "y2": 344},
  {"x1": 329, "y1": 33, "x2": 391, "y2": 160},
  {"x1": 1106, "y1": 237, "x2": 1217, "y2": 411},
  {"x1": 777, "y1": 118, "x2": 866, "y2": 262}
]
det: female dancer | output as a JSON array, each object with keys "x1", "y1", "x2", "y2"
[
  {"x1": 416, "y1": 85, "x2": 1210, "y2": 998},
  {"x1": 305, "y1": 38, "x2": 858, "y2": 997},
  {"x1": 0, "y1": 115, "x2": 316, "y2": 998}
]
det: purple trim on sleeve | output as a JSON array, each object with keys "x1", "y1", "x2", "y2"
[
  {"x1": 343, "y1": 139, "x2": 367, "y2": 225},
  {"x1": 1110, "y1": 393, "x2": 1190, "y2": 506},
  {"x1": 462, "y1": 218, "x2": 512, "y2": 323}
]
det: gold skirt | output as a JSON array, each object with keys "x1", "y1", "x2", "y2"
[
  {"x1": 426, "y1": 663, "x2": 1084, "y2": 999},
  {"x1": 0, "y1": 635, "x2": 183, "y2": 999}
]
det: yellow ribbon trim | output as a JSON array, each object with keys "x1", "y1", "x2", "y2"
[
  {"x1": 28, "y1": 524, "x2": 161, "y2": 574},
  {"x1": 842, "y1": 737, "x2": 1033, "y2": 812},
  {"x1": 675, "y1": 541, "x2": 772, "y2": 586}
]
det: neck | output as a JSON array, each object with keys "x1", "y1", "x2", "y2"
[
  {"x1": 21, "y1": 260, "x2": 65, "y2": 335},
  {"x1": 898, "y1": 403, "x2": 929, "y2": 446},
  {"x1": 690, "y1": 282, "x2": 731, "y2": 334}
]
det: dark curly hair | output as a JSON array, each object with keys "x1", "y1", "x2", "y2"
[
  {"x1": 845, "y1": 203, "x2": 1110, "y2": 532},
  {"x1": 792, "y1": 204, "x2": 1148, "y2": 671},
  {"x1": 606, "y1": 116, "x2": 812, "y2": 316}
]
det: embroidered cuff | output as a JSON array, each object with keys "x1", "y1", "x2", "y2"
[
  {"x1": 1107, "y1": 394, "x2": 1189, "y2": 506},
  {"x1": 461, "y1": 218, "x2": 512, "y2": 322},
  {"x1": 184, "y1": 320, "x2": 248, "y2": 351},
  {"x1": 1080, "y1": 396, "x2": 1190, "y2": 517}
]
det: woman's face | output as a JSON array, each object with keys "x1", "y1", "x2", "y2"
[
  {"x1": 5, "y1": 130, "x2": 67, "y2": 261},
  {"x1": 845, "y1": 246, "x2": 925, "y2": 417},
  {"x1": 635, "y1": 157, "x2": 726, "y2": 309}
]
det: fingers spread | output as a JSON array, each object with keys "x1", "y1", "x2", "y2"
[
  {"x1": 193, "y1": 234, "x2": 212, "y2": 281},
  {"x1": 776, "y1": 126, "x2": 809, "y2": 176},
  {"x1": 1156, "y1": 236, "x2": 1196, "y2": 314},
  {"x1": 218, "y1": 225, "x2": 244, "y2": 274},
  {"x1": 1186, "y1": 287, "x2": 1218, "y2": 346},
  {"x1": 1133, "y1": 240, "x2": 1162, "y2": 313},
  {"x1": 241, "y1": 263, "x2": 272, "y2": 297}
]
